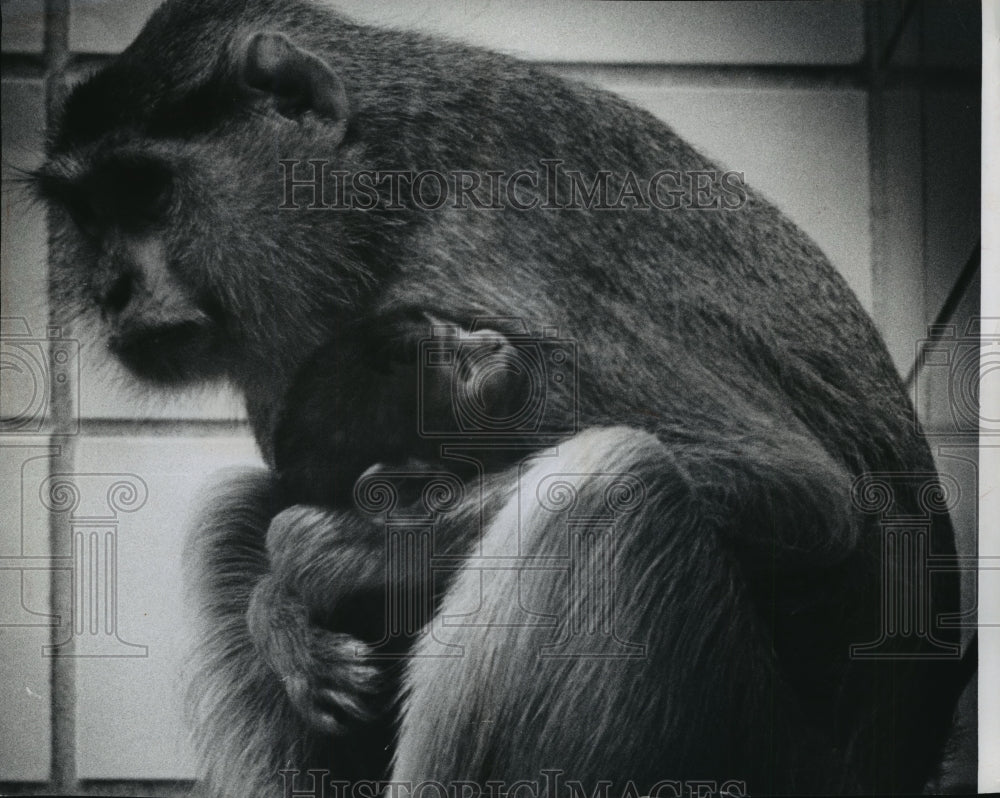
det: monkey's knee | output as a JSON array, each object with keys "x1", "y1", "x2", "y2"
[
  {"x1": 393, "y1": 428, "x2": 685, "y2": 779},
  {"x1": 392, "y1": 426, "x2": 821, "y2": 787}
]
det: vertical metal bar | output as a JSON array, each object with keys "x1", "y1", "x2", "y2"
[{"x1": 44, "y1": 0, "x2": 75, "y2": 792}]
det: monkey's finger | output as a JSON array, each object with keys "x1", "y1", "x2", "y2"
[
  {"x1": 281, "y1": 674, "x2": 339, "y2": 729},
  {"x1": 300, "y1": 702, "x2": 347, "y2": 736},
  {"x1": 312, "y1": 668, "x2": 382, "y2": 695},
  {"x1": 286, "y1": 677, "x2": 376, "y2": 734},
  {"x1": 286, "y1": 682, "x2": 347, "y2": 735},
  {"x1": 312, "y1": 686, "x2": 378, "y2": 722},
  {"x1": 282, "y1": 673, "x2": 354, "y2": 734},
  {"x1": 308, "y1": 632, "x2": 382, "y2": 691}
]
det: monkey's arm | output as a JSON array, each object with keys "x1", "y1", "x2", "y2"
[
  {"x1": 242, "y1": 501, "x2": 391, "y2": 735},
  {"x1": 247, "y1": 469, "x2": 514, "y2": 733},
  {"x1": 183, "y1": 469, "x2": 356, "y2": 790},
  {"x1": 266, "y1": 468, "x2": 513, "y2": 611}
]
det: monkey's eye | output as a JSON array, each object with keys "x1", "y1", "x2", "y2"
[
  {"x1": 36, "y1": 157, "x2": 174, "y2": 237},
  {"x1": 109, "y1": 158, "x2": 174, "y2": 221},
  {"x1": 33, "y1": 172, "x2": 102, "y2": 239},
  {"x1": 87, "y1": 158, "x2": 175, "y2": 230},
  {"x1": 65, "y1": 194, "x2": 103, "y2": 239}
]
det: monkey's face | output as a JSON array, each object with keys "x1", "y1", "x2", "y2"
[
  {"x1": 37, "y1": 136, "x2": 231, "y2": 383},
  {"x1": 35, "y1": 20, "x2": 363, "y2": 387}
]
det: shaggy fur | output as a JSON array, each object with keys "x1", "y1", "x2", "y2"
[{"x1": 36, "y1": 0, "x2": 963, "y2": 794}]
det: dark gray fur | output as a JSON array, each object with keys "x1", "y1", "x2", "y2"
[{"x1": 37, "y1": 0, "x2": 962, "y2": 794}]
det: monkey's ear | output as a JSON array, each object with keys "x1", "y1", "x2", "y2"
[{"x1": 240, "y1": 32, "x2": 349, "y2": 136}]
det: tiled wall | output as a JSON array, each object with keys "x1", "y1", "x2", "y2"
[{"x1": 0, "y1": 1, "x2": 981, "y2": 794}]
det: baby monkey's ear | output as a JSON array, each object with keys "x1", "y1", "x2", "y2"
[{"x1": 239, "y1": 31, "x2": 349, "y2": 138}]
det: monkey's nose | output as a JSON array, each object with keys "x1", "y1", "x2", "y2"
[{"x1": 103, "y1": 273, "x2": 135, "y2": 316}]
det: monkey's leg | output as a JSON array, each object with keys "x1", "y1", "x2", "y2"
[
  {"x1": 392, "y1": 426, "x2": 861, "y2": 794},
  {"x1": 183, "y1": 469, "x2": 347, "y2": 797}
]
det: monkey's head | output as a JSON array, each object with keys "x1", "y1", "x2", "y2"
[{"x1": 35, "y1": 0, "x2": 372, "y2": 389}]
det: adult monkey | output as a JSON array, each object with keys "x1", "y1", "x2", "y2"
[{"x1": 36, "y1": 0, "x2": 964, "y2": 794}]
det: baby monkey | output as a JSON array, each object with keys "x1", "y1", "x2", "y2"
[
  {"x1": 256, "y1": 313, "x2": 545, "y2": 739},
  {"x1": 274, "y1": 313, "x2": 541, "y2": 507}
]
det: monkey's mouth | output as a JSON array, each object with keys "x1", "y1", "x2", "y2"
[{"x1": 109, "y1": 321, "x2": 223, "y2": 384}]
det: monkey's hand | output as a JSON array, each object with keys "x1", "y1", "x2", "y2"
[
  {"x1": 250, "y1": 503, "x2": 392, "y2": 733},
  {"x1": 246, "y1": 571, "x2": 381, "y2": 735}
]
